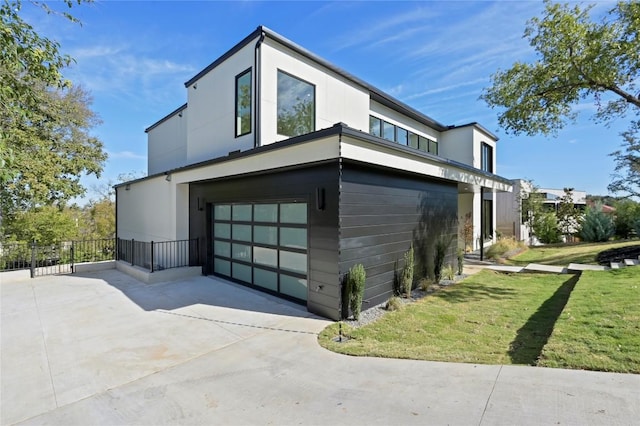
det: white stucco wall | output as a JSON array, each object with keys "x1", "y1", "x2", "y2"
[
  {"x1": 116, "y1": 176, "x2": 189, "y2": 242},
  {"x1": 259, "y1": 39, "x2": 370, "y2": 145},
  {"x1": 186, "y1": 39, "x2": 256, "y2": 165},
  {"x1": 147, "y1": 109, "x2": 188, "y2": 175},
  {"x1": 439, "y1": 127, "x2": 474, "y2": 166}
]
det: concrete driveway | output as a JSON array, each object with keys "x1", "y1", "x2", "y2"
[{"x1": 1, "y1": 269, "x2": 638, "y2": 425}]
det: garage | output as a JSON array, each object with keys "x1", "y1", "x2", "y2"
[{"x1": 211, "y1": 201, "x2": 309, "y2": 302}]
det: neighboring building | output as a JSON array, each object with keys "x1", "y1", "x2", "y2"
[
  {"x1": 116, "y1": 26, "x2": 512, "y2": 320},
  {"x1": 496, "y1": 179, "x2": 586, "y2": 242}
]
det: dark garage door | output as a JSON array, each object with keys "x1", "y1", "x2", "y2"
[{"x1": 211, "y1": 202, "x2": 308, "y2": 302}]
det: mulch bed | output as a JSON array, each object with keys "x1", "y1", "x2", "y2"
[{"x1": 596, "y1": 244, "x2": 640, "y2": 265}]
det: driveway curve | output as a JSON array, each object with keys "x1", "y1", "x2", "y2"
[{"x1": 1, "y1": 269, "x2": 638, "y2": 425}]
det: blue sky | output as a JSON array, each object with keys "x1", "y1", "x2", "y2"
[{"x1": 24, "y1": 0, "x2": 629, "y2": 201}]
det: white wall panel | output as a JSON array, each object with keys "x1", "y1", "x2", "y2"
[
  {"x1": 147, "y1": 110, "x2": 187, "y2": 174},
  {"x1": 369, "y1": 100, "x2": 440, "y2": 141}
]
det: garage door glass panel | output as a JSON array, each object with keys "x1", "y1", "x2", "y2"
[
  {"x1": 232, "y1": 243, "x2": 251, "y2": 261},
  {"x1": 215, "y1": 205, "x2": 231, "y2": 220},
  {"x1": 254, "y1": 268, "x2": 278, "y2": 291},
  {"x1": 214, "y1": 258, "x2": 230, "y2": 276},
  {"x1": 232, "y1": 204, "x2": 252, "y2": 221},
  {"x1": 232, "y1": 224, "x2": 252, "y2": 242},
  {"x1": 279, "y1": 251, "x2": 306, "y2": 274},
  {"x1": 280, "y1": 228, "x2": 307, "y2": 249},
  {"x1": 232, "y1": 262, "x2": 252, "y2": 283},
  {"x1": 214, "y1": 241, "x2": 230, "y2": 258},
  {"x1": 214, "y1": 223, "x2": 230, "y2": 239},
  {"x1": 280, "y1": 203, "x2": 307, "y2": 224},
  {"x1": 280, "y1": 275, "x2": 307, "y2": 300},
  {"x1": 254, "y1": 226, "x2": 277, "y2": 245},
  {"x1": 253, "y1": 246, "x2": 277, "y2": 268},
  {"x1": 254, "y1": 204, "x2": 278, "y2": 222}
]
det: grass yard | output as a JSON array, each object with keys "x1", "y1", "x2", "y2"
[
  {"x1": 319, "y1": 268, "x2": 640, "y2": 373},
  {"x1": 538, "y1": 268, "x2": 640, "y2": 373},
  {"x1": 319, "y1": 270, "x2": 576, "y2": 365},
  {"x1": 507, "y1": 240, "x2": 640, "y2": 266}
]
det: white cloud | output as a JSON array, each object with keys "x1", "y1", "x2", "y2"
[{"x1": 107, "y1": 150, "x2": 146, "y2": 160}]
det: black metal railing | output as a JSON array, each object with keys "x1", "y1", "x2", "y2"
[
  {"x1": 0, "y1": 239, "x2": 116, "y2": 276},
  {"x1": 116, "y1": 238, "x2": 199, "y2": 273}
]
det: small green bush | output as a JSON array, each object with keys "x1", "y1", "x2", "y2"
[
  {"x1": 579, "y1": 204, "x2": 614, "y2": 242},
  {"x1": 401, "y1": 244, "x2": 414, "y2": 297},
  {"x1": 434, "y1": 237, "x2": 450, "y2": 283},
  {"x1": 419, "y1": 277, "x2": 434, "y2": 292},
  {"x1": 533, "y1": 212, "x2": 562, "y2": 244},
  {"x1": 347, "y1": 263, "x2": 366, "y2": 320},
  {"x1": 457, "y1": 248, "x2": 464, "y2": 275},
  {"x1": 385, "y1": 296, "x2": 403, "y2": 311},
  {"x1": 442, "y1": 264, "x2": 455, "y2": 281}
]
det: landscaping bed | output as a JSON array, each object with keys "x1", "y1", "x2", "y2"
[{"x1": 595, "y1": 244, "x2": 640, "y2": 265}]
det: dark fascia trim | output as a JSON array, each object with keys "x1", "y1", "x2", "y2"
[
  {"x1": 145, "y1": 103, "x2": 187, "y2": 133},
  {"x1": 114, "y1": 123, "x2": 345, "y2": 188},
  {"x1": 182, "y1": 25, "x2": 448, "y2": 132},
  {"x1": 446, "y1": 122, "x2": 499, "y2": 142},
  {"x1": 116, "y1": 122, "x2": 511, "y2": 189},
  {"x1": 185, "y1": 27, "x2": 264, "y2": 88}
]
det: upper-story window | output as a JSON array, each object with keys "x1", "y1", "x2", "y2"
[
  {"x1": 235, "y1": 68, "x2": 252, "y2": 137},
  {"x1": 481, "y1": 142, "x2": 493, "y2": 173},
  {"x1": 277, "y1": 70, "x2": 315, "y2": 137},
  {"x1": 369, "y1": 115, "x2": 438, "y2": 155}
]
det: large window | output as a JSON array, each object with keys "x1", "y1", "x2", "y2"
[
  {"x1": 277, "y1": 70, "x2": 315, "y2": 137},
  {"x1": 481, "y1": 142, "x2": 493, "y2": 173},
  {"x1": 235, "y1": 69, "x2": 252, "y2": 137}
]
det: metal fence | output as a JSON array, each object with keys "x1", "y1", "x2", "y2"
[
  {"x1": 116, "y1": 238, "x2": 199, "y2": 273},
  {"x1": 0, "y1": 239, "x2": 116, "y2": 277}
]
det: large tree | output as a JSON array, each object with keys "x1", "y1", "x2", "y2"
[
  {"x1": 1, "y1": 0, "x2": 106, "y2": 233},
  {"x1": 482, "y1": 0, "x2": 639, "y2": 136}
]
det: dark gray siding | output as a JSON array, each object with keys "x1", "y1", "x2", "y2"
[
  {"x1": 339, "y1": 162, "x2": 458, "y2": 312},
  {"x1": 189, "y1": 161, "x2": 341, "y2": 320}
]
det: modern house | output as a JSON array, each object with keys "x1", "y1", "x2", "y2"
[
  {"x1": 115, "y1": 26, "x2": 512, "y2": 320},
  {"x1": 496, "y1": 179, "x2": 586, "y2": 242}
]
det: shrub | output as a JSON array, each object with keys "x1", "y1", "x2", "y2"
[
  {"x1": 442, "y1": 264, "x2": 455, "y2": 281},
  {"x1": 533, "y1": 212, "x2": 562, "y2": 244},
  {"x1": 347, "y1": 264, "x2": 366, "y2": 320},
  {"x1": 579, "y1": 204, "x2": 614, "y2": 242},
  {"x1": 400, "y1": 244, "x2": 414, "y2": 297},
  {"x1": 385, "y1": 296, "x2": 403, "y2": 311},
  {"x1": 419, "y1": 277, "x2": 434, "y2": 292},
  {"x1": 485, "y1": 237, "x2": 526, "y2": 260},
  {"x1": 457, "y1": 248, "x2": 464, "y2": 275},
  {"x1": 434, "y1": 237, "x2": 450, "y2": 283}
]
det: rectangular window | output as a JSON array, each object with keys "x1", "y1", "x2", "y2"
[
  {"x1": 429, "y1": 140, "x2": 438, "y2": 155},
  {"x1": 481, "y1": 143, "x2": 493, "y2": 173},
  {"x1": 408, "y1": 132, "x2": 419, "y2": 149},
  {"x1": 382, "y1": 121, "x2": 395, "y2": 142},
  {"x1": 396, "y1": 127, "x2": 408, "y2": 146},
  {"x1": 235, "y1": 69, "x2": 252, "y2": 137},
  {"x1": 369, "y1": 116, "x2": 382, "y2": 138},
  {"x1": 418, "y1": 136, "x2": 429, "y2": 152},
  {"x1": 482, "y1": 199, "x2": 493, "y2": 240},
  {"x1": 277, "y1": 70, "x2": 315, "y2": 137}
]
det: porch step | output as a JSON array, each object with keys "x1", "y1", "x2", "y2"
[
  {"x1": 568, "y1": 263, "x2": 609, "y2": 273},
  {"x1": 610, "y1": 262, "x2": 626, "y2": 269},
  {"x1": 623, "y1": 259, "x2": 640, "y2": 266},
  {"x1": 524, "y1": 263, "x2": 568, "y2": 274}
]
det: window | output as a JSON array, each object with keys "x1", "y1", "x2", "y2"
[
  {"x1": 235, "y1": 69, "x2": 252, "y2": 137},
  {"x1": 408, "y1": 132, "x2": 419, "y2": 149},
  {"x1": 429, "y1": 140, "x2": 438, "y2": 155},
  {"x1": 482, "y1": 199, "x2": 493, "y2": 240},
  {"x1": 277, "y1": 70, "x2": 315, "y2": 137},
  {"x1": 481, "y1": 142, "x2": 493, "y2": 173},
  {"x1": 382, "y1": 121, "x2": 395, "y2": 141},
  {"x1": 369, "y1": 116, "x2": 382, "y2": 137},
  {"x1": 396, "y1": 127, "x2": 408, "y2": 146}
]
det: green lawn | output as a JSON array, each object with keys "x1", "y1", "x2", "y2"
[
  {"x1": 537, "y1": 268, "x2": 640, "y2": 373},
  {"x1": 507, "y1": 240, "x2": 639, "y2": 266},
  {"x1": 318, "y1": 268, "x2": 640, "y2": 373}
]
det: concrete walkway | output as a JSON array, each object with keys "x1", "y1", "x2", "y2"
[{"x1": 1, "y1": 270, "x2": 638, "y2": 425}]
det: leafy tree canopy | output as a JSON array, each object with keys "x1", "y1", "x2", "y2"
[
  {"x1": 481, "y1": 0, "x2": 640, "y2": 136},
  {"x1": 1, "y1": 0, "x2": 106, "y2": 228}
]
